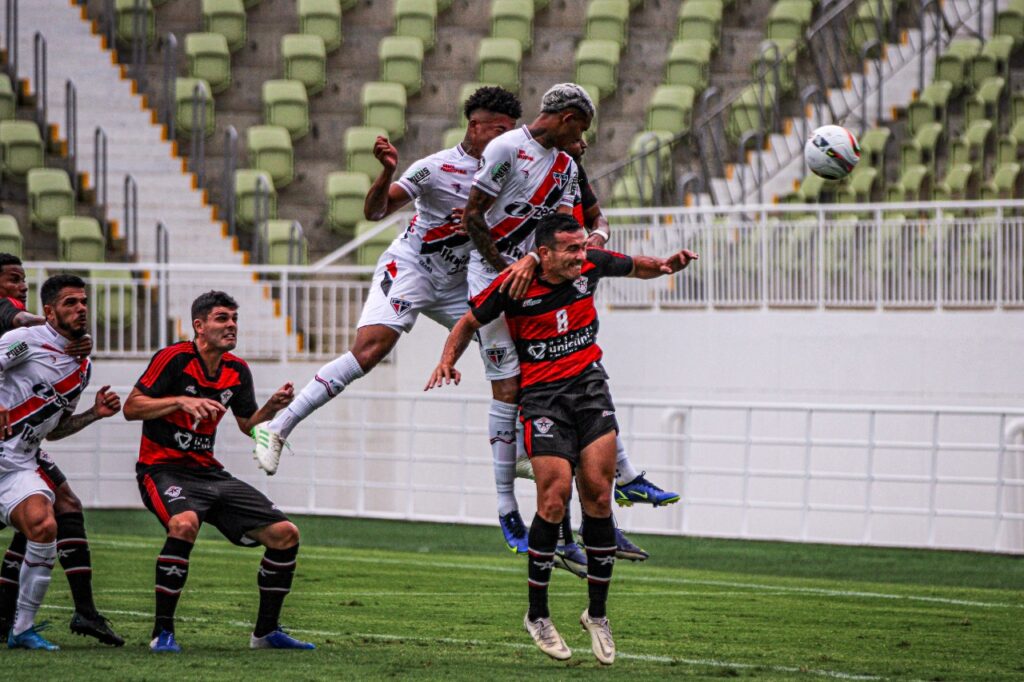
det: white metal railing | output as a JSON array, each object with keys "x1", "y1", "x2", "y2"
[{"x1": 48, "y1": 388, "x2": 1024, "y2": 554}]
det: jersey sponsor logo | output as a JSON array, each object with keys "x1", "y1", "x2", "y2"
[
  {"x1": 522, "y1": 298, "x2": 542, "y2": 307},
  {"x1": 390, "y1": 297, "x2": 412, "y2": 317},
  {"x1": 490, "y1": 161, "x2": 511, "y2": 184},
  {"x1": 533, "y1": 416, "x2": 554, "y2": 434},
  {"x1": 526, "y1": 341, "x2": 547, "y2": 360},
  {"x1": 408, "y1": 167, "x2": 431, "y2": 184},
  {"x1": 518, "y1": 321, "x2": 597, "y2": 363},
  {"x1": 601, "y1": 410, "x2": 615, "y2": 417},
  {"x1": 439, "y1": 163, "x2": 467, "y2": 175},
  {"x1": 573, "y1": 276, "x2": 589, "y2": 295},
  {"x1": 516, "y1": 149, "x2": 535, "y2": 162},
  {"x1": 184, "y1": 385, "x2": 197, "y2": 395},
  {"x1": 32, "y1": 382, "x2": 69, "y2": 410},
  {"x1": 164, "y1": 485, "x2": 183, "y2": 498},
  {"x1": 174, "y1": 431, "x2": 193, "y2": 450},
  {"x1": 172, "y1": 430, "x2": 214, "y2": 452},
  {"x1": 220, "y1": 389, "x2": 233, "y2": 404},
  {"x1": 485, "y1": 346, "x2": 508, "y2": 367},
  {"x1": 4, "y1": 340, "x2": 27, "y2": 360}
]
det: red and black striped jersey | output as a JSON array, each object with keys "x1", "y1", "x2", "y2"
[
  {"x1": 0, "y1": 296, "x2": 26, "y2": 335},
  {"x1": 133, "y1": 341, "x2": 258, "y2": 469},
  {"x1": 470, "y1": 248, "x2": 633, "y2": 388}
]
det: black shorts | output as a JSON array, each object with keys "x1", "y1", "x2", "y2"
[
  {"x1": 519, "y1": 364, "x2": 619, "y2": 466},
  {"x1": 35, "y1": 450, "x2": 67, "y2": 490},
  {"x1": 136, "y1": 464, "x2": 289, "y2": 547}
]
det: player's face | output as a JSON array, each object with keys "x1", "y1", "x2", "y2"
[
  {"x1": 196, "y1": 306, "x2": 239, "y2": 351},
  {"x1": 0, "y1": 264, "x2": 28, "y2": 303},
  {"x1": 467, "y1": 110, "x2": 518, "y2": 151},
  {"x1": 553, "y1": 109, "x2": 592, "y2": 150},
  {"x1": 45, "y1": 287, "x2": 88, "y2": 339},
  {"x1": 563, "y1": 138, "x2": 587, "y2": 161},
  {"x1": 543, "y1": 229, "x2": 588, "y2": 281}
]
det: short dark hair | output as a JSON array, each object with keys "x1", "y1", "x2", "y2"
[
  {"x1": 0, "y1": 253, "x2": 22, "y2": 270},
  {"x1": 41, "y1": 274, "x2": 86, "y2": 307},
  {"x1": 535, "y1": 213, "x2": 584, "y2": 250},
  {"x1": 191, "y1": 290, "x2": 238, "y2": 322},
  {"x1": 464, "y1": 86, "x2": 522, "y2": 121}
]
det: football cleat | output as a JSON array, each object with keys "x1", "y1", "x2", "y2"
[
  {"x1": 499, "y1": 510, "x2": 529, "y2": 554},
  {"x1": 149, "y1": 629, "x2": 182, "y2": 653},
  {"x1": 250, "y1": 627, "x2": 316, "y2": 650},
  {"x1": 614, "y1": 527, "x2": 650, "y2": 562},
  {"x1": 523, "y1": 613, "x2": 572, "y2": 661},
  {"x1": 251, "y1": 421, "x2": 288, "y2": 476},
  {"x1": 553, "y1": 542, "x2": 587, "y2": 579},
  {"x1": 580, "y1": 609, "x2": 615, "y2": 665},
  {"x1": 70, "y1": 611, "x2": 125, "y2": 646},
  {"x1": 615, "y1": 472, "x2": 680, "y2": 507},
  {"x1": 8, "y1": 622, "x2": 60, "y2": 651}
]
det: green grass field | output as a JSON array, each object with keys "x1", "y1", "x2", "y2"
[{"x1": 4, "y1": 510, "x2": 1023, "y2": 680}]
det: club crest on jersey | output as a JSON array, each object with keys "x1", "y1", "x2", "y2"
[
  {"x1": 390, "y1": 297, "x2": 412, "y2": 317},
  {"x1": 552, "y1": 171, "x2": 570, "y2": 189},
  {"x1": 185, "y1": 385, "x2": 197, "y2": 395},
  {"x1": 485, "y1": 347, "x2": 507, "y2": 367},
  {"x1": 164, "y1": 486, "x2": 183, "y2": 498},
  {"x1": 174, "y1": 431, "x2": 193, "y2": 450},
  {"x1": 534, "y1": 417, "x2": 554, "y2": 434},
  {"x1": 573, "y1": 276, "x2": 589, "y2": 294},
  {"x1": 220, "y1": 389, "x2": 233, "y2": 404}
]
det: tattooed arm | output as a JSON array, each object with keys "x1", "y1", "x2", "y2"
[
  {"x1": 46, "y1": 385, "x2": 121, "y2": 440},
  {"x1": 463, "y1": 187, "x2": 505, "y2": 272}
]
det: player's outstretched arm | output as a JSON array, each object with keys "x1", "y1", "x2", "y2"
[
  {"x1": 238, "y1": 382, "x2": 294, "y2": 435},
  {"x1": 463, "y1": 188, "x2": 505, "y2": 273},
  {"x1": 364, "y1": 136, "x2": 411, "y2": 220},
  {"x1": 47, "y1": 385, "x2": 121, "y2": 440},
  {"x1": 425, "y1": 312, "x2": 482, "y2": 391},
  {"x1": 11, "y1": 310, "x2": 45, "y2": 328},
  {"x1": 500, "y1": 252, "x2": 539, "y2": 300},
  {"x1": 629, "y1": 249, "x2": 699, "y2": 280},
  {"x1": 123, "y1": 387, "x2": 226, "y2": 423}
]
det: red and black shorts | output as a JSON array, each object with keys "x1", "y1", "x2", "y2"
[
  {"x1": 35, "y1": 450, "x2": 67, "y2": 490},
  {"x1": 136, "y1": 464, "x2": 289, "y2": 547},
  {"x1": 519, "y1": 363, "x2": 619, "y2": 467}
]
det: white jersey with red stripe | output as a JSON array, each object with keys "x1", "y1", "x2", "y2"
[
  {"x1": 392, "y1": 143, "x2": 478, "y2": 287},
  {"x1": 470, "y1": 126, "x2": 580, "y2": 272},
  {"x1": 0, "y1": 324, "x2": 90, "y2": 473}
]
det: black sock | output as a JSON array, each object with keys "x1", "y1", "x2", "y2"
[
  {"x1": 154, "y1": 537, "x2": 194, "y2": 638},
  {"x1": 255, "y1": 544, "x2": 299, "y2": 637},
  {"x1": 56, "y1": 512, "x2": 96, "y2": 617},
  {"x1": 527, "y1": 514, "x2": 560, "y2": 621},
  {"x1": 559, "y1": 509, "x2": 573, "y2": 546},
  {"x1": 0, "y1": 532, "x2": 27, "y2": 628},
  {"x1": 581, "y1": 513, "x2": 616, "y2": 619}
]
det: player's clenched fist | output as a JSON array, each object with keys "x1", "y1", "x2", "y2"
[
  {"x1": 373, "y1": 136, "x2": 398, "y2": 173},
  {"x1": 176, "y1": 396, "x2": 227, "y2": 422},
  {"x1": 267, "y1": 382, "x2": 295, "y2": 410},
  {"x1": 93, "y1": 385, "x2": 122, "y2": 418}
]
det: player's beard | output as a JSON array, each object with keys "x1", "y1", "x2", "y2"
[{"x1": 56, "y1": 312, "x2": 88, "y2": 339}]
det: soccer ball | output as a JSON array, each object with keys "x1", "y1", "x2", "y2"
[{"x1": 804, "y1": 125, "x2": 861, "y2": 180}]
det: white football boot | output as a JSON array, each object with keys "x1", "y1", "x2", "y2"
[
  {"x1": 580, "y1": 609, "x2": 615, "y2": 665},
  {"x1": 251, "y1": 421, "x2": 286, "y2": 475},
  {"x1": 523, "y1": 612, "x2": 572, "y2": 661}
]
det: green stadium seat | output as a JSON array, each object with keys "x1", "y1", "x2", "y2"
[
  {"x1": 934, "y1": 163, "x2": 977, "y2": 202},
  {"x1": 361, "y1": 81, "x2": 407, "y2": 140},
  {"x1": 0, "y1": 214, "x2": 23, "y2": 257},
  {"x1": 995, "y1": 0, "x2": 1024, "y2": 49},
  {"x1": 478, "y1": 38, "x2": 522, "y2": 92},
  {"x1": 299, "y1": 0, "x2": 343, "y2": 53},
  {"x1": 174, "y1": 77, "x2": 216, "y2": 138},
  {"x1": 234, "y1": 169, "x2": 278, "y2": 230},
  {"x1": 906, "y1": 80, "x2": 951, "y2": 136},
  {"x1": 356, "y1": 219, "x2": 394, "y2": 266},
  {"x1": 934, "y1": 38, "x2": 982, "y2": 97},
  {"x1": 263, "y1": 79, "x2": 310, "y2": 141},
  {"x1": 608, "y1": 174, "x2": 656, "y2": 209},
  {"x1": 886, "y1": 164, "x2": 932, "y2": 202},
  {"x1": 646, "y1": 85, "x2": 695, "y2": 136},
  {"x1": 0, "y1": 74, "x2": 15, "y2": 122},
  {"x1": 981, "y1": 162, "x2": 1022, "y2": 200},
  {"x1": 242, "y1": 0, "x2": 261, "y2": 8},
  {"x1": 202, "y1": 0, "x2": 246, "y2": 53},
  {"x1": 950, "y1": 119, "x2": 995, "y2": 175},
  {"x1": 794, "y1": 172, "x2": 829, "y2": 203},
  {"x1": 247, "y1": 125, "x2": 294, "y2": 189},
  {"x1": 326, "y1": 171, "x2": 371, "y2": 232},
  {"x1": 379, "y1": 36, "x2": 425, "y2": 96},
  {"x1": 965, "y1": 76, "x2": 1005, "y2": 128},
  {"x1": 263, "y1": 220, "x2": 309, "y2": 265},
  {"x1": 28, "y1": 168, "x2": 75, "y2": 232},
  {"x1": 114, "y1": 0, "x2": 155, "y2": 47},
  {"x1": 491, "y1": 0, "x2": 534, "y2": 51},
  {"x1": 0, "y1": 121, "x2": 44, "y2": 183},
  {"x1": 627, "y1": 130, "x2": 673, "y2": 188},
  {"x1": 899, "y1": 121, "x2": 942, "y2": 176},
  {"x1": 58, "y1": 216, "x2": 105, "y2": 262},
  {"x1": 532, "y1": 0, "x2": 550, "y2": 10},
  {"x1": 89, "y1": 269, "x2": 135, "y2": 328},
  {"x1": 849, "y1": 0, "x2": 892, "y2": 55},
  {"x1": 998, "y1": 118, "x2": 1024, "y2": 165},
  {"x1": 968, "y1": 35, "x2": 1014, "y2": 88},
  {"x1": 726, "y1": 83, "x2": 775, "y2": 143},
  {"x1": 436, "y1": 0, "x2": 452, "y2": 10},
  {"x1": 345, "y1": 126, "x2": 389, "y2": 178},
  {"x1": 185, "y1": 33, "x2": 231, "y2": 94},
  {"x1": 395, "y1": 0, "x2": 437, "y2": 51},
  {"x1": 842, "y1": 165, "x2": 880, "y2": 203},
  {"x1": 858, "y1": 127, "x2": 890, "y2": 169},
  {"x1": 574, "y1": 39, "x2": 620, "y2": 99},
  {"x1": 677, "y1": 0, "x2": 723, "y2": 52},
  {"x1": 578, "y1": 83, "x2": 599, "y2": 140},
  {"x1": 442, "y1": 127, "x2": 464, "y2": 149},
  {"x1": 339, "y1": 0, "x2": 358, "y2": 9},
  {"x1": 585, "y1": 0, "x2": 630, "y2": 49},
  {"x1": 1013, "y1": 92, "x2": 1024, "y2": 124},
  {"x1": 767, "y1": 0, "x2": 813, "y2": 44},
  {"x1": 282, "y1": 34, "x2": 327, "y2": 95},
  {"x1": 665, "y1": 39, "x2": 711, "y2": 92}
]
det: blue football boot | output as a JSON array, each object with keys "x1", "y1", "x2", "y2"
[
  {"x1": 250, "y1": 627, "x2": 315, "y2": 649},
  {"x1": 8, "y1": 622, "x2": 60, "y2": 651},
  {"x1": 149, "y1": 629, "x2": 182, "y2": 653},
  {"x1": 615, "y1": 472, "x2": 680, "y2": 507},
  {"x1": 499, "y1": 510, "x2": 529, "y2": 554}
]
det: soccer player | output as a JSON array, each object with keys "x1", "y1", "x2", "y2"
[
  {"x1": 0, "y1": 274, "x2": 123, "y2": 650},
  {"x1": 0, "y1": 255, "x2": 124, "y2": 646},
  {"x1": 123, "y1": 291, "x2": 314, "y2": 653},
  {"x1": 426, "y1": 213, "x2": 698, "y2": 664}
]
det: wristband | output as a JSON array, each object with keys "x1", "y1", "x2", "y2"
[
  {"x1": 591, "y1": 229, "x2": 610, "y2": 242},
  {"x1": 527, "y1": 251, "x2": 541, "y2": 264}
]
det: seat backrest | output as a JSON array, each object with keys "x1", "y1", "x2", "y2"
[
  {"x1": 281, "y1": 34, "x2": 327, "y2": 94},
  {"x1": 202, "y1": 0, "x2": 246, "y2": 51},
  {"x1": 345, "y1": 126, "x2": 389, "y2": 177},
  {"x1": 263, "y1": 80, "x2": 310, "y2": 139},
  {"x1": 395, "y1": 0, "x2": 438, "y2": 49},
  {"x1": 58, "y1": 216, "x2": 105, "y2": 262},
  {"x1": 298, "y1": 0, "x2": 343, "y2": 52}
]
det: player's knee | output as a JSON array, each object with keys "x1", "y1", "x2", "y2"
[
  {"x1": 537, "y1": 495, "x2": 567, "y2": 523},
  {"x1": 53, "y1": 484, "x2": 83, "y2": 515},
  {"x1": 27, "y1": 515, "x2": 57, "y2": 543},
  {"x1": 491, "y1": 378, "x2": 519, "y2": 404},
  {"x1": 585, "y1": 489, "x2": 613, "y2": 517},
  {"x1": 267, "y1": 521, "x2": 300, "y2": 549},
  {"x1": 166, "y1": 513, "x2": 200, "y2": 542}
]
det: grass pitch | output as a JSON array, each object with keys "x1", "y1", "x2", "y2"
[{"x1": 4, "y1": 510, "x2": 1022, "y2": 680}]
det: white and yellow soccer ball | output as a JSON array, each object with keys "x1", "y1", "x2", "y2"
[{"x1": 804, "y1": 124, "x2": 861, "y2": 180}]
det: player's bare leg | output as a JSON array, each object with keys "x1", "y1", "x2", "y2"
[
  {"x1": 244, "y1": 521, "x2": 314, "y2": 650},
  {"x1": 7, "y1": 494, "x2": 59, "y2": 651},
  {"x1": 253, "y1": 325, "x2": 400, "y2": 474}
]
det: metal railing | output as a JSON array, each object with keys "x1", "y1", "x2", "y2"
[
  {"x1": 123, "y1": 173, "x2": 137, "y2": 259},
  {"x1": 155, "y1": 221, "x2": 170, "y2": 348},
  {"x1": 129, "y1": 0, "x2": 148, "y2": 89},
  {"x1": 223, "y1": 125, "x2": 238, "y2": 235},
  {"x1": 32, "y1": 30, "x2": 44, "y2": 129},
  {"x1": 189, "y1": 81, "x2": 208, "y2": 186},
  {"x1": 4, "y1": 0, "x2": 17, "y2": 82},
  {"x1": 65, "y1": 78, "x2": 77, "y2": 196},
  {"x1": 94, "y1": 126, "x2": 109, "y2": 223},
  {"x1": 161, "y1": 32, "x2": 177, "y2": 138}
]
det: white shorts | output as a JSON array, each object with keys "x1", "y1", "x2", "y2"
[
  {"x1": 0, "y1": 468, "x2": 55, "y2": 527},
  {"x1": 468, "y1": 259, "x2": 521, "y2": 382},
  {"x1": 358, "y1": 249, "x2": 470, "y2": 334}
]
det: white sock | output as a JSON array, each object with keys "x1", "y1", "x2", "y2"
[
  {"x1": 615, "y1": 435, "x2": 641, "y2": 485},
  {"x1": 13, "y1": 540, "x2": 56, "y2": 635},
  {"x1": 271, "y1": 352, "x2": 365, "y2": 438},
  {"x1": 490, "y1": 399, "x2": 519, "y2": 516}
]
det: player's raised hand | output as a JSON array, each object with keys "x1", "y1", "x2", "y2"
[
  {"x1": 268, "y1": 382, "x2": 295, "y2": 410},
  {"x1": 500, "y1": 253, "x2": 539, "y2": 299},
  {"x1": 586, "y1": 231, "x2": 608, "y2": 249},
  {"x1": 662, "y1": 249, "x2": 699, "y2": 274},
  {"x1": 177, "y1": 396, "x2": 227, "y2": 423},
  {"x1": 424, "y1": 363, "x2": 460, "y2": 391},
  {"x1": 373, "y1": 136, "x2": 399, "y2": 173},
  {"x1": 66, "y1": 333, "x2": 93, "y2": 361},
  {"x1": 0, "y1": 403, "x2": 10, "y2": 436},
  {"x1": 93, "y1": 385, "x2": 122, "y2": 418}
]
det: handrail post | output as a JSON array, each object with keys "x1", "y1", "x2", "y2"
[
  {"x1": 678, "y1": 172, "x2": 702, "y2": 207},
  {"x1": 5, "y1": 0, "x2": 18, "y2": 82},
  {"x1": 94, "y1": 126, "x2": 108, "y2": 221},
  {"x1": 859, "y1": 40, "x2": 882, "y2": 135},
  {"x1": 155, "y1": 221, "x2": 169, "y2": 348},
  {"x1": 65, "y1": 79, "x2": 77, "y2": 197},
  {"x1": 162, "y1": 32, "x2": 177, "y2": 138},
  {"x1": 131, "y1": 0, "x2": 148, "y2": 90},
  {"x1": 190, "y1": 81, "x2": 207, "y2": 186},
  {"x1": 123, "y1": 173, "x2": 138, "y2": 260},
  {"x1": 253, "y1": 175, "x2": 270, "y2": 262},
  {"x1": 103, "y1": 0, "x2": 115, "y2": 55},
  {"x1": 223, "y1": 126, "x2": 238, "y2": 236},
  {"x1": 737, "y1": 130, "x2": 763, "y2": 207},
  {"x1": 32, "y1": 32, "x2": 45, "y2": 130},
  {"x1": 694, "y1": 86, "x2": 721, "y2": 205}
]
